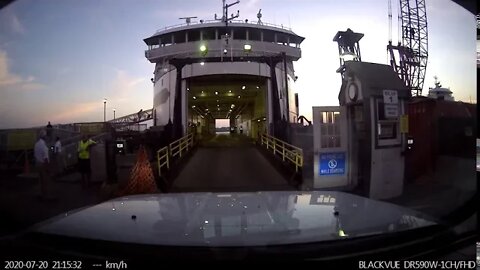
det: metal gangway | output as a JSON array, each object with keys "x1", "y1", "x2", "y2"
[
  {"x1": 155, "y1": 133, "x2": 303, "y2": 192},
  {"x1": 108, "y1": 108, "x2": 154, "y2": 131}
]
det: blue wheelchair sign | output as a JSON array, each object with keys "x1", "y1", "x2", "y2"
[{"x1": 319, "y1": 152, "x2": 345, "y2": 175}]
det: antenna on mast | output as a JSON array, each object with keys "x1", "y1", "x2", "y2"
[
  {"x1": 216, "y1": 0, "x2": 240, "y2": 26},
  {"x1": 257, "y1": 9, "x2": 263, "y2": 25},
  {"x1": 179, "y1": 16, "x2": 198, "y2": 25}
]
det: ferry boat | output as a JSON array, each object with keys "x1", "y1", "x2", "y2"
[{"x1": 143, "y1": 1, "x2": 304, "y2": 141}]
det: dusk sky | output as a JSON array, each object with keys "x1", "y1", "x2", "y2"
[{"x1": 0, "y1": 0, "x2": 476, "y2": 129}]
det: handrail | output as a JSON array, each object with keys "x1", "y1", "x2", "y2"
[
  {"x1": 260, "y1": 133, "x2": 303, "y2": 172},
  {"x1": 169, "y1": 133, "x2": 194, "y2": 159},
  {"x1": 156, "y1": 133, "x2": 195, "y2": 177},
  {"x1": 153, "y1": 19, "x2": 292, "y2": 35},
  {"x1": 156, "y1": 146, "x2": 169, "y2": 177}
]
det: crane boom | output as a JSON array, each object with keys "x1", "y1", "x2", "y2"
[
  {"x1": 387, "y1": 0, "x2": 428, "y2": 97},
  {"x1": 388, "y1": 0, "x2": 392, "y2": 43}
]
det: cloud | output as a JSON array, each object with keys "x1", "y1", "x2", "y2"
[
  {"x1": 0, "y1": 7, "x2": 26, "y2": 35},
  {"x1": 245, "y1": 0, "x2": 260, "y2": 9},
  {"x1": 0, "y1": 49, "x2": 45, "y2": 91},
  {"x1": 10, "y1": 12, "x2": 26, "y2": 35},
  {"x1": 108, "y1": 69, "x2": 146, "y2": 103},
  {"x1": 46, "y1": 69, "x2": 148, "y2": 124},
  {"x1": 50, "y1": 101, "x2": 100, "y2": 123},
  {"x1": 103, "y1": 69, "x2": 151, "y2": 119},
  {"x1": 57, "y1": 67, "x2": 71, "y2": 75}
]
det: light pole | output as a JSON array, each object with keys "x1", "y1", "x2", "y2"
[
  {"x1": 113, "y1": 108, "x2": 116, "y2": 120},
  {"x1": 103, "y1": 98, "x2": 107, "y2": 122}
]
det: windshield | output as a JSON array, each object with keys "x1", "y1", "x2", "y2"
[{"x1": 0, "y1": 0, "x2": 477, "y2": 263}]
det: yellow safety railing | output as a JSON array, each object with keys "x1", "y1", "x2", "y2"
[
  {"x1": 169, "y1": 133, "x2": 194, "y2": 158},
  {"x1": 156, "y1": 133, "x2": 195, "y2": 177},
  {"x1": 156, "y1": 146, "x2": 169, "y2": 177},
  {"x1": 260, "y1": 133, "x2": 304, "y2": 172}
]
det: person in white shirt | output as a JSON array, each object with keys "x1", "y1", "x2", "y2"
[
  {"x1": 54, "y1": 137, "x2": 62, "y2": 154},
  {"x1": 53, "y1": 136, "x2": 65, "y2": 176},
  {"x1": 34, "y1": 130, "x2": 52, "y2": 200}
]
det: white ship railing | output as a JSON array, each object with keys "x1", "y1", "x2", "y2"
[{"x1": 154, "y1": 19, "x2": 292, "y2": 35}]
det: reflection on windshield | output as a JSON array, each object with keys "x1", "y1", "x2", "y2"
[{"x1": 36, "y1": 192, "x2": 435, "y2": 246}]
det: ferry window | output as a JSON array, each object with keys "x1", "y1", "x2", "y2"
[
  {"x1": 188, "y1": 30, "x2": 200, "y2": 42},
  {"x1": 161, "y1": 34, "x2": 173, "y2": 46},
  {"x1": 202, "y1": 28, "x2": 215, "y2": 40},
  {"x1": 173, "y1": 31, "x2": 186, "y2": 43},
  {"x1": 263, "y1": 30, "x2": 275, "y2": 42},
  {"x1": 249, "y1": 29, "x2": 261, "y2": 41},
  {"x1": 233, "y1": 28, "x2": 247, "y2": 40},
  {"x1": 277, "y1": 34, "x2": 289, "y2": 45}
]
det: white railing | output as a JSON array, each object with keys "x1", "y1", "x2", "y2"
[
  {"x1": 260, "y1": 133, "x2": 303, "y2": 173},
  {"x1": 157, "y1": 133, "x2": 195, "y2": 177},
  {"x1": 145, "y1": 39, "x2": 301, "y2": 61},
  {"x1": 153, "y1": 19, "x2": 292, "y2": 34}
]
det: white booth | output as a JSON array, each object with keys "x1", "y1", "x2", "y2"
[{"x1": 313, "y1": 61, "x2": 410, "y2": 200}]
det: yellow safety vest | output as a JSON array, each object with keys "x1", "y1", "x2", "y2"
[{"x1": 78, "y1": 139, "x2": 95, "y2": 159}]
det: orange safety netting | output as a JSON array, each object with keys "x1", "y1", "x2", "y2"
[{"x1": 117, "y1": 145, "x2": 157, "y2": 196}]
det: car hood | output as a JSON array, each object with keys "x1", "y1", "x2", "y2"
[{"x1": 30, "y1": 191, "x2": 437, "y2": 247}]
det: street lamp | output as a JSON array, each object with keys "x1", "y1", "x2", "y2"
[
  {"x1": 113, "y1": 108, "x2": 116, "y2": 120},
  {"x1": 103, "y1": 98, "x2": 107, "y2": 122}
]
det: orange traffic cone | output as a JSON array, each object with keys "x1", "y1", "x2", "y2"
[{"x1": 117, "y1": 145, "x2": 157, "y2": 196}]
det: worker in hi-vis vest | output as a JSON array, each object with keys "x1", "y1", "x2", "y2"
[{"x1": 78, "y1": 134, "x2": 97, "y2": 188}]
